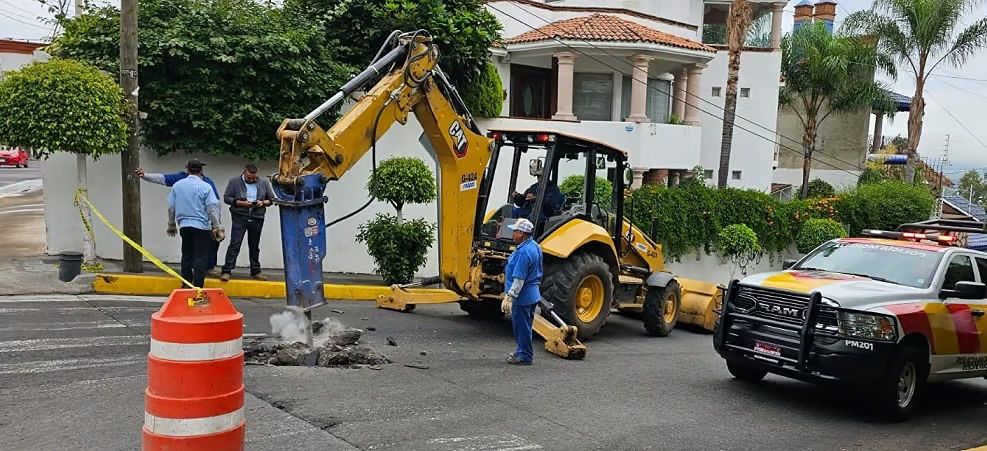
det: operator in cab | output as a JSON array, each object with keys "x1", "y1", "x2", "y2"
[
  {"x1": 511, "y1": 162, "x2": 562, "y2": 221},
  {"x1": 501, "y1": 218, "x2": 543, "y2": 366}
]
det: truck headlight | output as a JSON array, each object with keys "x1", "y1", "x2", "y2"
[{"x1": 838, "y1": 311, "x2": 896, "y2": 342}]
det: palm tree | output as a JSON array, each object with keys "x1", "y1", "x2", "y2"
[
  {"x1": 844, "y1": 0, "x2": 987, "y2": 184},
  {"x1": 779, "y1": 22, "x2": 898, "y2": 198},
  {"x1": 718, "y1": 0, "x2": 753, "y2": 189}
]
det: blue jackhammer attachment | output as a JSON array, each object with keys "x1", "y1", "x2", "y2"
[{"x1": 273, "y1": 174, "x2": 329, "y2": 312}]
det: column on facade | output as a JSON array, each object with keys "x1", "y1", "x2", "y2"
[
  {"x1": 626, "y1": 54, "x2": 653, "y2": 123},
  {"x1": 552, "y1": 52, "x2": 578, "y2": 121},
  {"x1": 630, "y1": 168, "x2": 647, "y2": 189},
  {"x1": 770, "y1": 3, "x2": 785, "y2": 49},
  {"x1": 672, "y1": 67, "x2": 688, "y2": 121},
  {"x1": 872, "y1": 112, "x2": 885, "y2": 152},
  {"x1": 683, "y1": 64, "x2": 706, "y2": 126}
]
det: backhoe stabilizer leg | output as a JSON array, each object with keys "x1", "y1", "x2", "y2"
[
  {"x1": 534, "y1": 300, "x2": 586, "y2": 360},
  {"x1": 376, "y1": 285, "x2": 462, "y2": 312}
]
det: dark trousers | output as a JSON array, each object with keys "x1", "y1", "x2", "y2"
[
  {"x1": 180, "y1": 227, "x2": 213, "y2": 288},
  {"x1": 207, "y1": 238, "x2": 220, "y2": 270},
  {"x1": 511, "y1": 302, "x2": 537, "y2": 363},
  {"x1": 222, "y1": 215, "x2": 264, "y2": 276}
]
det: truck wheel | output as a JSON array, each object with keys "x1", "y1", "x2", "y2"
[
  {"x1": 542, "y1": 252, "x2": 613, "y2": 340},
  {"x1": 459, "y1": 300, "x2": 503, "y2": 319},
  {"x1": 726, "y1": 360, "x2": 767, "y2": 382},
  {"x1": 875, "y1": 345, "x2": 926, "y2": 421},
  {"x1": 642, "y1": 280, "x2": 681, "y2": 337}
]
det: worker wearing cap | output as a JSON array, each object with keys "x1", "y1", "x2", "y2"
[
  {"x1": 501, "y1": 217, "x2": 543, "y2": 365},
  {"x1": 167, "y1": 159, "x2": 224, "y2": 288}
]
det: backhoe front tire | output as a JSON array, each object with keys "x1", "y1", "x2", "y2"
[
  {"x1": 643, "y1": 280, "x2": 681, "y2": 337},
  {"x1": 542, "y1": 252, "x2": 613, "y2": 340}
]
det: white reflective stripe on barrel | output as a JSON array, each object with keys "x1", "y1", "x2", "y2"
[
  {"x1": 144, "y1": 407, "x2": 244, "y2": 437},
  {"x1": 149, "y1": 337, "x2": 242, "y2": 361}
]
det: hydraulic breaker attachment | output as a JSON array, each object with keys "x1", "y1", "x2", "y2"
[
  {"x1": 272, "y1": 173, "x2": 329, "y2": 315},
  {"x1": 534, "y1": 299, "x2": 586, "y2": 360}
]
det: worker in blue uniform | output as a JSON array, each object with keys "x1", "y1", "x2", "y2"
[
  {"x1": 136, "y1": 163, "x2": 222, "y2": 276},
  {"x1": 501, "y1": 217, "x2": 543, "y2": 365}
]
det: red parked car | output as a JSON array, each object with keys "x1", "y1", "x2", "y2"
[{"x1": 0, "y1": 146, "x2": 29, "y2": 168}]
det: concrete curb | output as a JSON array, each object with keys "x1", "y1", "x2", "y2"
[{"x1": 92, "y1": 273, "x2": 453, "y2": 300}]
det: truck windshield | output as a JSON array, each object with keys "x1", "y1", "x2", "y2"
[{"x1": 796, "y1": 241, "x2": 943, "y2": 289}]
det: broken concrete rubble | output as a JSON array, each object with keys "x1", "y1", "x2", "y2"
[{"x1": 243, "y1": 318, "x2": 391, "y2": 369}]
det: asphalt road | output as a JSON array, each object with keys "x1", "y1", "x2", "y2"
[
  {"x1": 0, "y1": 160, "x2": 41, "y2": 187},
  {"x1": 0, "y1": 161, "x2": 44, "y2": 258},
  {"x1": 1, "y1": 295, "x2": 985, "y2": 450}
]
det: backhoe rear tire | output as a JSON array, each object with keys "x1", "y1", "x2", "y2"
[
  {"x1": 459, "y1": 300, "x2": 503, "y2": 320},
  {"x1": 542, "y1": 252, "x2": 613, "y2": 340},
  {"x1": 643, "y1": 280, "x2": 681, "y2": 337}
]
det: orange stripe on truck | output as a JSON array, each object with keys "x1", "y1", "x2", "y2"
[{"x1": 946, "y1": 303, "x2": 981, "y2": 354}]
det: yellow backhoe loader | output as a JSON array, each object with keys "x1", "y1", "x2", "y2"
[{"x1": 271, "y1": 30, "x2": 723, "y2": 360}]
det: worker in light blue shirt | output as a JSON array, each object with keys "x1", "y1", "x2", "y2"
[
  {"x1": 501, "y1": 217, "x2": 543, "y2": 365},
  {"x1": 136, "y1": 162, "x2": 222, "y2": 276},
  {"x1": 166, "y1": 160, "x2": 224, "y2": 288}
]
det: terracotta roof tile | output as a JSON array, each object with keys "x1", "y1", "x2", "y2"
[{"x1": 503, "y1": 13, "x2": 715, "y2": 53}]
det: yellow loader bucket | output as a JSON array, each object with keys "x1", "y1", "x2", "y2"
[{"x1": 677, "y1": 278, "x2": 724, "y2": 332}]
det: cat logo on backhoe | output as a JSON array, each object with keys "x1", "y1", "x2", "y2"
[{"x1": 449, "y1": 121, "x2": 468, "y2": 158}]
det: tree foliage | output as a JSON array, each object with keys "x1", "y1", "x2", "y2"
[
  {"x1": 957, "y1": 170, "x2": 987, "y2": 204},
  {"x1": 800, "y1": 178, "x2": 836, "y2": 199},
  {"x1": 461, "y1": 62, "x2": 503, "y2": 118},
  {"x1": 0, "y1": 59, "x2": 126, "y2": 159},
  {"x1": 356, "y1": 214, "x2": 435, "y2": 284},
  {"x1": 780, "y1": 21, "x2": 897, "y2": 197},
  {"x1": 367, "y1": 156, "x2": 436, "y2": 218},
  {"x1": 717, "y1": 223, "x2": 762, "y2": 277},
  {"x1": 285, "y1": 0, "x2": 501, "y2": 112},
  {"x1": 49, "y1": 0, "x2": 352, "y2": 160},
  {"x1": 796, "y1": 218, "x2": 847, "y2": 254},
  {"x1": 844, "y1": 0, "x2": 987, "y2": 183},
  {"x1": 560, "y1": 175, "x2": 613, "y2": 209}
]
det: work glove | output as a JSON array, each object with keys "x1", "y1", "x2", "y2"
[
  {"x1": 501, "y1": 296, "x2": 513, "y2": 315},
  {"x1": 212, "y1": 227, "x2": 226, "y2": 242},
  {"x1": 166, "y1": 222, "x2": 177, "y2": 237}
]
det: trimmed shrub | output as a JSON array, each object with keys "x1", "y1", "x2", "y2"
[
  {"x1": 717, "y1": 224, "x2": 763, "y2": 277},
  {"x1": 461, "y1": 63, "x2": 503, "y2": 118},
  {"x1": 367, "y1": 156, "x2": 436, "y2": 219},
  {"x1": 796, "y1": 218, "x2": 847, "y2": 253},
  {"x1": 801, "y1": 178, "x2": 835, "y2": 198},
  {"x1": 560, "y1": 175, "x2": 613, "y2": 209},
  {"x1": 834, "y1": 181, "x2": 934, "y2": 235},
  {"x1": 356, "y1": 214, "x2": 435, "y2": 284}
]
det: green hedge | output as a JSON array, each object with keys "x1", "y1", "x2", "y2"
[
  {"x1": 626, "y1": 181, "x2": 933, "y2": 261},
  {"x1": 796, "y1": 218, "x2": 847, "y2": 253}
]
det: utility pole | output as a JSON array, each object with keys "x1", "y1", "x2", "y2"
[{"x1": 120, "y1": 0, "x2": 143, "y2": 273}]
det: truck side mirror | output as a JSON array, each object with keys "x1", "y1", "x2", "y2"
[
  {"x1": 941, "y1": 281, "x2": 987, "y2": 300},
  {"x1": 782, "y1": 259, "x2": 797, "y2": 270}
]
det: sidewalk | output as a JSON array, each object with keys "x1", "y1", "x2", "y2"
[{"x1": 0, "y1": 256, "x2": 95, "y2": 296}]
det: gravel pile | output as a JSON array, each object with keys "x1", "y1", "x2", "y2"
[{"x1": 244, "y1": 320, "x2": 391, "y2": 369}]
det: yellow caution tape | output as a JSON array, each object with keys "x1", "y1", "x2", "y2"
[{"x1": 75, "y1": 189, "x2": 202, "y2": 298}]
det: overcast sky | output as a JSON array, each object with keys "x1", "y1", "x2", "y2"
[{"x1": 2, "y1": 0, "x2": 986, "y2": 174}]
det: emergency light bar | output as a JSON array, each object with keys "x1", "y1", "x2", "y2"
[{"x1": 862, "y1": 229, "x2": 959, "y2": 244}]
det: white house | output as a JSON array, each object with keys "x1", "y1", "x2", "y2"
[
  {"x1": 0, "y1": 39, "x2": 48, "y2": 79},
  {"x1": 43, "y1": 0, "x2": 787, "y2": 276}
]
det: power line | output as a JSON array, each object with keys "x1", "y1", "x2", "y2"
[
  {"x1": 924, "y1": 86, "x2": 987, "y2": 151},
  {"x1": 931, "y1": 73, "x2": 987, "y2": 83},
  {"x1": 0, "y1": 10, "x2": 51, "y2": 31},
  {"x1": 485, "y1": 3, "x2": 868, "y2": 178},
  {"x1": 934, "y1": 77, "x2": 987, "y2": 100}
]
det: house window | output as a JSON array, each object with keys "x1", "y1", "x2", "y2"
[
  {"x1": 711, "y1": 87, "x2": 722, "y2": 97},
  {"x1": 740, "y1": 88, "x2": 750, "y2": 98},
  {"x1": 620, "y1": 76, "x2": 671, "y2": 123},
  {"x1": 704, "y1": 170, "x2": 714, "y2": 180},
  {"x1": 732, "y1": 170, "x2": 742, "y2": 180},
  {"x1": 573, "y1": 73, "x2": 613, "y2": 121}
]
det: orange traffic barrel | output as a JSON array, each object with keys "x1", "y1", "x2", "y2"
[{"x1": 143, "y1": 288, "x2": 245, "y2": 450}]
